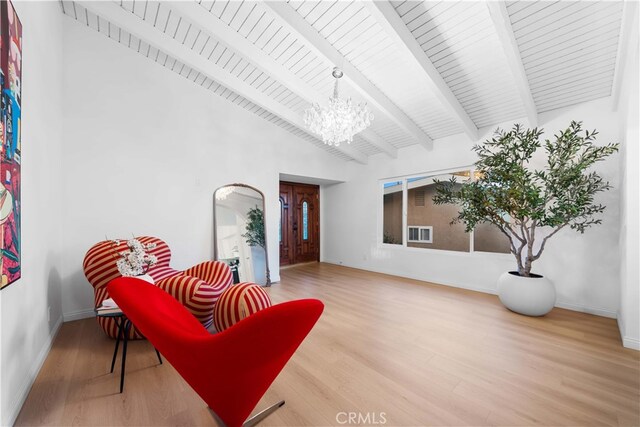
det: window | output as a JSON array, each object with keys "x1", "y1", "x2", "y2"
[
  {"x1": 407, "y1": 172, "x2": 470, "y2": 252},
  {"x1": 408, "y1": 226, "x2": 432, "y2": 243},
  {"x1": 474, "y1": 222, "x2": 511, "y2": 254},
  {"x1": 382, "y1": 181, "x2": 403, "y2": 245},
  {"x1": 302, "y1": 201, "x2": 309, "y2": 241},
  {"x1": 381, "y1": 168, "x2": 509, "y2": 255}
]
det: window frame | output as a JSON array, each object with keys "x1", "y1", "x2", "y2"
[
  {"x1": 379, "y1": 165, "x2": 511, "y2": 258},
  {"x1": 407, "y1": 225, "x2": 433, "y2": 243},
  {"x1": 379, "y1": 179, "x2": 405, "y2": 247}
]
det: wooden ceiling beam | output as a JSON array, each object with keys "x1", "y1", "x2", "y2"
[
  {"x1": 611, "y1": 0, "x2": 638, "y2": 111},
  {"x1": 265, "y1": 1, "x2": 433, "y2": 151},
  {"x1": 486, "y1": 1, "x2": 538, "y2": 127},
  {"x1": 76, "y1": 1, "x2": 368, "y2": 165},
  {"x1": 364, "y1": 1, "x2": 479, "y2": 141},
  {"x1": 171, "y1": 1, "x2": 397, "y2": 159}
]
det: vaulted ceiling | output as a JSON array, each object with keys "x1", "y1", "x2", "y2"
[{"x1": 60, "y1": 1, "x2": 630, "y2": 163}]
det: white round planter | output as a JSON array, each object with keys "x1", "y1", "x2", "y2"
[{"x1": 497, "y1": 271, "x2": 556, "y2": 316}]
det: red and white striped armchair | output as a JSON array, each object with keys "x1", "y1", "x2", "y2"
[{"x1": 83, "y1": 236, "x2": 232, "y2": 339}]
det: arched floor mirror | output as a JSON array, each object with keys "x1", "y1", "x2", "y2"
[{"x1": 213, "y1": 184, "x2": 271, "y2": 286}]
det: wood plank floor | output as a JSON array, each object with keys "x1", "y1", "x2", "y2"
[{"x1": 16, "y1": 263, "x2": 640, "y2": 426}]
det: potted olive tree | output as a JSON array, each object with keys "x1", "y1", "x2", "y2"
[
  {"x1": 434, "y1": 121, "x2": 618, "y2": 316},
  {"x1": 242, "y1": 206, "x2": 266, "y2": 250}
]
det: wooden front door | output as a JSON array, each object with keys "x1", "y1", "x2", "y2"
[{"x1": 279, "y1": 182, "x2": 320, "y2": 266}]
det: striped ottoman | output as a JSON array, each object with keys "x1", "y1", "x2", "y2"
[{"x1": 213, "y1": 282, "x2": 272, "y2": 332}]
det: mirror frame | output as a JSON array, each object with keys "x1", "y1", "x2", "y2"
[{"x1": 213, "y1": 183, "x2": 271, "y2": 286}]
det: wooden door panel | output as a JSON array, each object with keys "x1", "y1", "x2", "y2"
[
  {"x1": 294, "y1": 187, "x2": 319, "y2": 263},
  {"x1": 279, "y1": 184, "x2": 294, "y2": 266},
  {"x1": 280, "y1": 182, "x2": 319, "y2": 266}
]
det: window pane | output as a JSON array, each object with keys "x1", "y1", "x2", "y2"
[
  {"x1": 407, "y1": 172, "x2": 470, "y2": 252},
  {"x1": 408, "y1": 227, "x2": 418, "y2": 241},
  {"x1": 474, "y1": 222, "x2": 511, "y2": 253},
  {"x1": 383, "y1": 181, "x2": 403, "y2": 245},
  {"x1": 302, "y1": 201, "x2": 308, "y2": 241},
  {"x1": 469, "y1": 171, "x2": 511, "y2": 254}
]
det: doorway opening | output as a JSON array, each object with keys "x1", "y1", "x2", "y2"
[{"x1": 279, "y1": 181, "x2": 320, "y2": 266}]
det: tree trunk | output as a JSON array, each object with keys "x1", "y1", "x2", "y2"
[
  {"x1": 523, "y1": 254, "x2": 533, "y2": 277},
  {"x1": 522, "y1": 239, "x2": 535, "y2": 276},
  {"x1": 514, "y1": 244, "x2": 525, "y2": 276}
]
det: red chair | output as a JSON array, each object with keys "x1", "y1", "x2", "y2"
[
  {"x1": 84, "y1": 236, "x2": 232, "y2": 339},
  {"x1": 107, "y1": 277, "x2": 324, "y2": 427}
]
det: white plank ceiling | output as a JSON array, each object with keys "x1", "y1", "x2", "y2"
[{"x1": 60, "y1": 0, "x2": 627, "y2": 163}]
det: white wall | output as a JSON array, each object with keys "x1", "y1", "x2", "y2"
[
  {"x1": 60, "y1": 18, "x2": 348, "y2": 320},
  {"x1": 0, "y1": 4, "x2": 634, "y2": 424},
  {"x1": 323, "y1": 97, "x2": 622, "y2": 318},
  {"x1": 617, "y1": 7, "x2": 640, "y2": 350},
  {"x1": 0, "y1": 2, "x2": 65, "y2": 425}
]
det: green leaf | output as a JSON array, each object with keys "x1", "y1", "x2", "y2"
[
  {"x1": 433, "y1": 121, "x2": 618, "y2": 276},
  {"x1": 241, "y1": 206, "x2": 266, "y2": 249}
]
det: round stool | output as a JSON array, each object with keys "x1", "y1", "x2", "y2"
[{"x1": 213, "y1": 282, "x2": 272, "y2": 332}]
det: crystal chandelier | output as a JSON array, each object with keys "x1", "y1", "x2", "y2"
[{"x1": 304, "y1": 67, "x2": 373, "y2": 146}]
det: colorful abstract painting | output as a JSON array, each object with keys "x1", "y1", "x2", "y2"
[{"x1": 0, "y1": 0, "x2": 21, "y2": 290}]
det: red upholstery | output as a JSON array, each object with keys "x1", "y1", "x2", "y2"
[
  {"x1": 83, "y1": 237, "x2": 232, "y2": 338},
  {"x1": 108, "y1": 277, "x2": 323, "y2": 427}
]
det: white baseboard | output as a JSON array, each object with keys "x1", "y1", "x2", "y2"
[
  {"x1": 622, "y1": 336, "x2": 640, "y2": 350},
  {"x1": 616, "y1": 311, "x2": 640, "y2": 350},
  {"x1": 269, "y1": 273, "x2": 281, "y2": 284},
  {"x1": 554, "y1": 301, "x2": 617, "y2": 319},
  {"x1": 322, "y1": 261, "x2": 497, "y2": 296},
  {"x1": 63, "y1": 308, "x2": 95, "y2": 322},
  {"x1": 618, "y1": 309, "x2": 625, "y2": 340},
  {"x1": 3, "y1": 315, "x2": 63, "y2": 427},
  {"x1": 322, "y1": 261, "x2": 618, "y2": 320}
]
